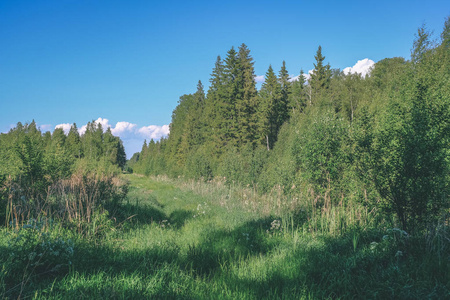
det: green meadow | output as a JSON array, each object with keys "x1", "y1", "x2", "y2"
[{"x1": 1, "y1": 174, "x2": 448, "y2": 299}]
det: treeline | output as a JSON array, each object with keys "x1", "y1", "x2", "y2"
[
  {"x1": 0, "y1": 120, "x2": 126, "y2": 178},
  {"x1": 133, "y1": 20, "x2": 449, "y2": 231},
  {"x1": 0, "y1": 120, "x2": 127, "y2": 225}
]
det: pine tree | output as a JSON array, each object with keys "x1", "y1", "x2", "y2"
[
  {"x1": 205, "y1": 56, "x2": 225, "y2": 150},
  {"x1": 221, "y1": 47, "x2": 240, "y2": 147},
  {"x1": 257, "y1": 65, "x2": 281, "y2": 150},
  {"x1": 277, "y1": 61, "x2": 290, "y2": 129},
  {"x1": 309, "y1": 46, "x2": 331, "y2": 105},
  {"x1": 189, "y1": 80, "x2": 207, "y2": 147},
  {"x1": 289, "y1": 70, "x2": 307, "y2": 115},
  {"x1": 51, "y1": 128, "x2": 66, "y2": 148},
  {"x1": 103, "y1": 128, "x2": 117, "y2": 164},
  {"x1": 141, "y1": 139, "x2": 148, "y2": 155},
  {"x1": 81, "y1": 121, "x2": 104, "y2": 160},
  {"x1": 236, "y1": 43, "x2": 258, "y2": 147},
  {"x1": 66, "y1": 123, "x2": 82, "y2": 159}
]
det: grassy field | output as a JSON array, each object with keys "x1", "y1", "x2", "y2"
[{"x1": 1, "y1": 174, "x2": 448, "y2": 299}]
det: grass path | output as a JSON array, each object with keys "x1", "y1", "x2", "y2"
[{"x1": 53, "y1": 174, "x2": 316, "y2": 299}]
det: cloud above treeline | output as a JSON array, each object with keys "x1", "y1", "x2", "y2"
[
  {"x1": 256, "y1": 58, "x2": 375, "y2": 84},
  {"x1": 55, "y1": 118, "x2": 169, "y2": 140},
  {"x1": 55, "y1": 118, "x2": 170, "y2": 159},
  {"x1": 52, "y1": 58, "x2": 374, "y2": 156},
  {"x1": 342, "y1": 58, "x2": 375, "y2": 77}
]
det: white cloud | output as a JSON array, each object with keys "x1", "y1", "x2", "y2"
[
  {"x1": 111, "y1": 121, "x2": 136, "y2": 137},
  {"x1": 255, "y1": 75, "x2": 265, "y2": 83},
  {"x1": 305, "y1": 69, "x2": 313, "y2": 81},
  {"x1": 138, "y1": 125, "x2": 170, "y2": 140},
  {"x1": 55, "y1": 123, "x2": 72, "y2": 134},
  {"x1": 78, "y1": 118, "x2": 110, "y2": 135},
  {"x1": 79, "y1": 124, "x2": 87, "y2": 135},
  {"x1": 93, "y1": 117, "x2": 111, "y2": 130},
  {"x1": 76, "y1": 118, "x2": 169, "y2": 141},
  {"x1": 343, "y1": 58, "x2": 375, "y2": 77},
  {"x1": 72, "y1": 118, "x2": 170, "y2": 159}
]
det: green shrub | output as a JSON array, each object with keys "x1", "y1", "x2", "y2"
[
  {"x1": 5, "y1": 219, "x2": 74, "y2": 279},
  {"x1": 185, "y1": 146, "x2": 214, "y2": 181}
]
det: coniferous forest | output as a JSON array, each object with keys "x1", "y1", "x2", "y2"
[
  {"x1": 130, "y1": 22, "x2": 449, "y2": 233},
  {"x1": 1, "y1": 19, "x2": 449, "y2": 299}
]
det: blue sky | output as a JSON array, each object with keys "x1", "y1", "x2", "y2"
[{"x1": 1, "y1": 0, "x2": 449, "y2": 157}]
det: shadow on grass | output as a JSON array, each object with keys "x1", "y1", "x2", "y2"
[
  {"x1": 3, "y1": 221, "x2": 449, "y2": 299},
  {"x1": 212, "y1": 227, "x2": 449, "y2": 299},
  {"x1": 108, "y1": 193, "x2": 168, "y2": 227},
  {"x1": 183, "y1": 217, "x2": 279, "y2": 277},
  {"x1": 169, "y1": 209, "x2": 194, "y2": 229}
]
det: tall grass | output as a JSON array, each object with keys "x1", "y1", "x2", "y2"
[
  {"x1": 1, "y1": 174, "x2": 448, "y2": 299},
  {"x1": 3, "y1": 171, "x2": 128, "y2": 236},
  {"x1": 174, "y1": 174, "x2": 385, "y2": 236}
]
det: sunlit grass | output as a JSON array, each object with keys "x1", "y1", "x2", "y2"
[{"x1": 1, "y1": 173, "x2": 448, "y2": 299}]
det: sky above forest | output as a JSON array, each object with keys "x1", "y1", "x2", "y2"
[{"x1": 1, "y1": 0, "x2": 449, "y2": 158}]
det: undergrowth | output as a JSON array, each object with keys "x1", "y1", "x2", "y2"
[{"x1": 0, "y1": 174, "x2": 448, "y2": 299}]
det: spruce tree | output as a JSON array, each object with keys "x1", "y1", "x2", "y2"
[
  {"x1": 309, "y1": 46, "x2": 331, "y2": 105},
  {"x1": 221, "y1": 47, "x2": 240, "y2": 147},
  {"x1": 257, "y1": 65, "x2": 281, "y2": 150},
  {"x1": 51, "y1": 128, "x2": 66, "y2": 148},
  {"x1": 205, "y1": 56, "x2": 225, "y2": 150},
  {"x1": 277, "y1": 61, "x2": 290, "y2": 129},
  {"x1": 289, "y1": 70, "x2": 307, "y2": 115},
  {"x1": 179, "y1": 80, "x2": 206, "y2": 155},
  {"x1": 236, "y1": 43, "x2": 258, "y2": 147},
  {"x1": 66, "y1": 123, "x2": 82, "y2": 159}
]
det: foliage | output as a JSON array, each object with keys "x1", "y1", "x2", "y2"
[
  {"x1": 358, "y1": 32, "x2": 450, "y2": 231},
  {"x1": 291, "y1": 108, "x2": 351, "y2": 196},
  {"x1": 2, "y1": 174, "x2": 447, "y2": 299},
  {"x1": 130, "y1": 18, "x2": 450, "y2": 232},
  {"x1": 5, "y1": 220, "x2": 74, "y2": 278}
]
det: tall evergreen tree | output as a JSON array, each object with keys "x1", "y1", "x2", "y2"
[
  {"x1": 277, "y1": 61, "x2": 290, "y2": 128},
  {"x1": 66, "y1": 123, "x2": 82, "y2": 159},
  {"x1": 81, "y1": 121, "x2": 104, "y2": 160},
  {"x1": 257, "y1": 65, "x2": 281, "y2": 150},
  {"x1": 221, "y1": 47, "x2": 240, "y2": 147},
  {"x1": 289, "y1": 70, "x2": 307, "y2": 115},
  {"x1": 181, "y1": 80, "x2": 206, "y2": 151},
  {"x1": 236, "y1": 43, "x2": 258, "y2": 147},
  {"x1": 205, "y1": 56, "x2": 225, "y2": 150},
  {"x1": 309, "y1": 46, "x2": 331, "y2": 105},
  {"x1": 51, "y1": 128, "x2": 66, "y2": 148}
]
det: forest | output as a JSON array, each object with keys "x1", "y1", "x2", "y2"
[
  {"x1": 130, "y1": 21, "x2": 449, "y2": 233},
  {"x1": 0, "y1": 19, "x2": 449, "y2": 299}
]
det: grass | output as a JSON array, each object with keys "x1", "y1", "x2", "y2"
[{"x1": 1, "y1": 174, "x2": 448, "y2": 299}]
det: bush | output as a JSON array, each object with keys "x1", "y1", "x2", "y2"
[
  {"x1": 5, "y1": 219, "x2": 74, "y2": 279},
  {"x1": 185, "y1": 146, "x2": 214, "y2": 181}
]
